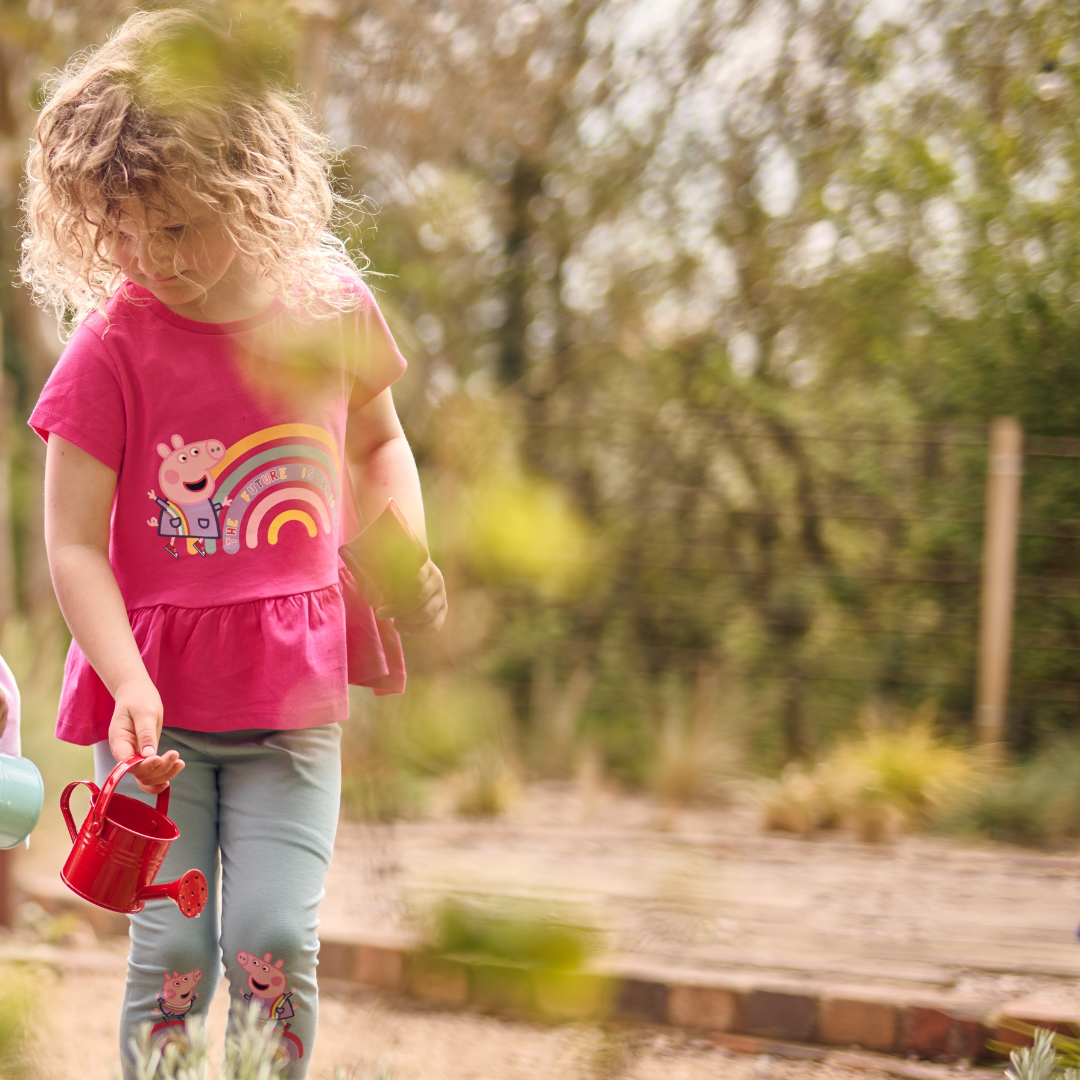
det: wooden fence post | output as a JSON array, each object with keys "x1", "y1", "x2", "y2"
[{"x1": 975, "y1": 417, "x2": 1023, "y2": 746}]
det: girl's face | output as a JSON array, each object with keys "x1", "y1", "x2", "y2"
[{"x1": 107, "y1": 190, "x2": 270, "y2": 322}]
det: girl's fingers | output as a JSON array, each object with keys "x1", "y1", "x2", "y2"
[
  {"x1": 396, "y1": 592, "x2": 443, "y2": 624},
  {"x1": 376, "y1": 560, "x2": 446, "y2": 622},
  {"x1": 395, "y1": 593, "x2": 448, "y2": 635},
  {"x1": 377, "y1": 579, "x2": 439, "y2": 620}
]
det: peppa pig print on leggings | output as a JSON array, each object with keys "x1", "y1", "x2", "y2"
[
  {"x1": 150, "y1": 966, "x2": 203, "y2": 1046},
  {"x1": 153, "y1": 967, "x2": 203, "y2": 1021},
  {"x1": 237, "y1": 949, "x2": 304, "y2": 1062}
]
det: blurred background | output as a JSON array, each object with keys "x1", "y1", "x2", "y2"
[
  {"x1": 2, "y1": 1, "x2": 1080, "y2": 1075},
  {"x1": 3, "y1": 0, "x2": 1080, "y2": 838}
]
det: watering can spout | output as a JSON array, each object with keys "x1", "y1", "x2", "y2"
[{"x1": 138, "y1": 869, "x2": 208, "y2": 919}]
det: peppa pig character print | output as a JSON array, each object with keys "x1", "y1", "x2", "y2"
[
  {"x1": 146, "y1": 434, "x2": 232, "y2": 559},
  {"x1": 237, "y1": 950, "x2": 294, "y2": 1020},
  {"x1": 152, "y1": 967, "x2": 203, "y2": 1021},
  {"x1": 237, "y1": 949, "x2": 304, "y2": 1061}
]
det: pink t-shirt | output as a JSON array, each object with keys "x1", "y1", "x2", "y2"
[{"x1": 30, "y1": 281, "x2": 407, "y2": 744}]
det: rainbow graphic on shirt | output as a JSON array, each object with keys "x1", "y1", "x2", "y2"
[{"x1": 209, "y1": 423, "x2": 341, "y2": 555}]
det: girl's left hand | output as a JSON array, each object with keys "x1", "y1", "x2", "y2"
[{"x1": 376, "y1": 559, "x2": 447, "y2": 635}]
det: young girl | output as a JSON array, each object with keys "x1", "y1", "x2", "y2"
[{"x1": 22, "y1": 9, "x2": 445, "y2": 1075}]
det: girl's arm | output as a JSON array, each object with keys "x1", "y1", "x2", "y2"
[
  {"x1": 345, "y1": 388, "x2": 447, "y2": 634},
  {"x1": 44, "y1": 435, "x2": 183, "y2": 792}
]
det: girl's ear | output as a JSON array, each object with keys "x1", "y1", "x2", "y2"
[
  {"x1": 171, "y1": 434, "x2": 184, "y2": 449},
  {"x1": 274, "y1": 959, "x2": 285, "y2": 969},
  {"x1": 157, "y1": 443, "x2": 172, "y2": 458}
]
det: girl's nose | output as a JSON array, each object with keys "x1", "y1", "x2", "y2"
[{"x1": 134, "y1": 236, "x2": 174, "y2": 280}]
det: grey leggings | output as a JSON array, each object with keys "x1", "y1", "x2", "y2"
[{"x1": 93, "y1": 724, "x2": 341, "y2": 1079}]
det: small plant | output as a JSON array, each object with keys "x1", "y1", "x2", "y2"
[
  {"x1": 757, "y1": 761, "x2": 842, "y2": 836},
  {"x1": 650, "y1": 715, "x2": 733, "y2": 807},
  {"x1": 424, "y1": 896, "x2": 608, "y2": 1020},
  {"x1": 129, "y1": 998, "x2": 285, "y2": 1080},
  {"x1": 1007, "y1": 1029, "x2": 1060, "y2": 1080},
  {"x1": 1000, "y1": 1027, "x2": 1080, "y2": 1080},
  {"x1": 829, "y1": 711, "x2": 977, "y2": 839},
  {"x1": 449, "y1": 750, "x2": 520, "y2": 817},
  {"x1": 758, "y1": 703, "x2": 980, "y2": 841},
  {"x1": 434, "y1": 897, "x2": 598, "y2": 969}
]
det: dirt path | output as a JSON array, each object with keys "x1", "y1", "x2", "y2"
[
  {"x1": 319, "y1": 783, "x2": 1080, "y2": 1002},
  {"x1": 26, "y1": 960, "x2": 995, "y2": 1080}
]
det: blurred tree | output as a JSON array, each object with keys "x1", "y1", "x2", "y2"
[{"x1": 8, "y1": 0, "x2": 1080, "y2": 771}]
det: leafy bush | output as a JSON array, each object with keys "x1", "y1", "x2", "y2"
[{"x1": 934, "y1": 738, "x2": 1080, "y2": 847}]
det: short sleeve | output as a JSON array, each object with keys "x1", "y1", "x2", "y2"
[
  {"x1": 347, "y1": 282, "x2": 408, "y2": 410},
  {"x1": 28, "y1": 321, "x2": 126, "y2": 473}
]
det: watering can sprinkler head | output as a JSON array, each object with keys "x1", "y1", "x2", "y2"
[{"x1": 138, "y1": 869, "x2": 208, "y2": 917}]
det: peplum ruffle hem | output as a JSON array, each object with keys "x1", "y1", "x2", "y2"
[{"x1": 55, "y1": 583, "x2": 405, "y2": 745}]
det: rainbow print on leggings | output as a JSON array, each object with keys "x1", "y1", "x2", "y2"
[{"x1": 210, "y1": 424, "x2": 340, "y2": 555}]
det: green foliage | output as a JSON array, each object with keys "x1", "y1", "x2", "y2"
[
  {"x1": 935, "y1": 738, "x2": 1080, "y2": 847},
  {"x1": 759, "y1": 705, "x2": 979, "y2": 841},
  {"x1": 995, "y1": 1025, "x2": 1080, "y2": 1080},
  {"x1": 432, "y1": 897, "x2": 598, "y2": 971},
  {"x1": 382, "y1": 676, "x2": 510, "y2": 778},
  {"x1": 1005, "y1": 1029, "x2": 1062, "y2": 1080},
  {"x1": 424, "y1": 896, "x2": 609, "y2": 1021},
  {"x1": 828, "y1": 709, "x2": 977, "y2": 825},
  {"x1": 464, "y1": 474, "x2": 596, "y2": 598},
  {"x1": 340, "y1": 677, "x2": 517, "y2": 822},
  {"x1": 14, "y1": 0, "x2": 1080, "y2": 790}
]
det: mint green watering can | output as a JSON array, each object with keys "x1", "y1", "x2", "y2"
[{"x1": 0, "y1": 754, "x2": 43, "y2": 849}]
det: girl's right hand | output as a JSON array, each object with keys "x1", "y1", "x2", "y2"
[{"x1": 108, "y1": 678, "x2": 184, "y2": 794}]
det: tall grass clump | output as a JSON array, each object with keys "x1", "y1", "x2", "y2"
[
  {"x1": 129, "y1": 999, "x2": 285, "y2": 1080},
  {"x1": 758, "y1": 704, "x2": 979, "y2": 841}
]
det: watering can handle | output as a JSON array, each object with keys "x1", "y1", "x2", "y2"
[
  {"x1": 60, "y1": 780, "x2": 100, "y2": 843},
  {"x1": 86, "y1": 755, "x2": 170, "y2": 837}
]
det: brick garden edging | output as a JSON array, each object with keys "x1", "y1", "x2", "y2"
[
  {"x1": 315, "y1": 936, "x2": 1051, "y2": 1066},
  {"x1": 19, "y1": 876, "x2": 1050, "y2": 1070}
]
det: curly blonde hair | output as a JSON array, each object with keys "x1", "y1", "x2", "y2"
[{"x1": 21, "y1": 8, "x2": 364, "y2": 332}]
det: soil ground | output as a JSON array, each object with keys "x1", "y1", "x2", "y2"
[
  {"x1": 318, "y1": 783, "x2": 1080, "y2": 1002},
  {"x1": 24, "y1": 960, "x2": 995, "y2": 1080},
  {"x1": 19, "y1": 779, "x2": 1062, "y2": 1077}
]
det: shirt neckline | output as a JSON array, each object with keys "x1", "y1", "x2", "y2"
[{"x1": 120, "y1": 281, "x2": 284, "y2": 335}]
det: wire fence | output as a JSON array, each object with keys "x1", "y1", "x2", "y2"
[{"x1": 473, "y1": 414, "x2": 1080, "y2": 749}]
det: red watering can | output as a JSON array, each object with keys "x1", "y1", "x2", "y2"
[{"x1": 60, "y1": 755, "x2": 207, "y2": 918}]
